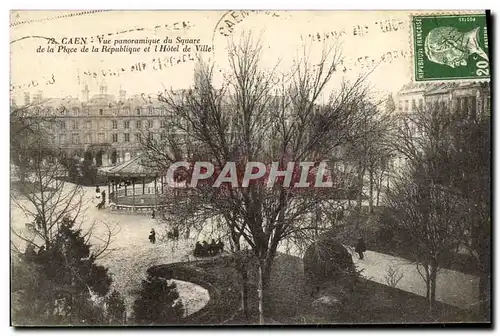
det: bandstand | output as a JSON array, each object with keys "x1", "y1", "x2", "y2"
[{"x1": 103, "y1": 154, "x2": 165, "y2": 214}]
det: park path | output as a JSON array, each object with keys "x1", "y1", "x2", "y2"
[
  {"x1": 351, "y1": 250, "x2": 479, "y2": 311},
  {"x1": 277, "y1": 242, "x2": 479, "y2": 312},
  {"x1": 11, "y1": 184, "x2": 479, "y2": 314}
]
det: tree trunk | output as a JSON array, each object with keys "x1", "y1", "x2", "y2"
[
  {"x1": 356, "y1": 165, "x2": 365, "y2": 216},
  {"x1": 368, "y1": 167, "x2": 374, "y2": 213},
  {"x1": 375, "y1": 168, "x2": 385, "y2": 207},
  {"x1": 423, "y1": 264, "x2": 430, "y2": 301},
  {"x1": 429, "y1": 261, "x2": 438, "y2": 314},
  {"x1": 257, "y1": 259, "x2": 272, "y2": 325},
  {"x1": 240, "y1": 267, "x2": 249, "y2": 318},
  {"x1": 478, "y1": 250, "x2": 491, "y2": 321}
]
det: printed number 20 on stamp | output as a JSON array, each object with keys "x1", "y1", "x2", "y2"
[{"x1": 413, "y1": 14, "x2": 490, "y2": 81}]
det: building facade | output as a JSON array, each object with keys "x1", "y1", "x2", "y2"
[
  {"x1": 389, "y1": 80, "x2": 491, "y2": 174},
  {"x1": 19, "y1": 84, "x2": 173, "y2": 167},
  {"x1": 395, "y1": 81, "x2": 491, "y2": 119}
]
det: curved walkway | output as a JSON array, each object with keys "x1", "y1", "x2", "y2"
[
  {"x1": 353, "y1": 250, "x2": 479, "y2": 312},
  {"x1": 148, "y1": 261, "x2": 241, "y2": 325}
]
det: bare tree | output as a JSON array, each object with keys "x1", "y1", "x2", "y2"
[
  {"x1": 10, "y1": 108, "x2": 119, "y2": 324},
  {"x1": 342, "y1": 97, "x2": 395, "y2": 218},
  {"x1": 384, "y1": 264, "x2": 404, "y2": 288},
  {"x1": 385, "y1": 103, "x2": 470, "y2": 313},
  {"x1": 142, "y1": 34, "x2": 377, "y2": 323},
  {"x1": 10, "y1": 103, "x2": 57, "y2": 187}
]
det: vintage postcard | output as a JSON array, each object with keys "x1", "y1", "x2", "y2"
[{"x1": 10, "y1": 10, "x2": 491, "y2": 326}]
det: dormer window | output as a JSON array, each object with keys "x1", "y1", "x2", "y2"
[{"x1": 99, "y1": 108, "x2": 104, "y2": 115}]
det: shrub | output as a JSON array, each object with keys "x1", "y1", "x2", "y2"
[
  {"x1": 303, "y1": 232, "x2": 357, "y2": 294},
  {"x1": 132, "y1": 274, "x2": 185, "y2": 325}
]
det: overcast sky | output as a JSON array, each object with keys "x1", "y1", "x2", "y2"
[{"x1": 9, "y1": 10, "x2": 475, "y2": 103}]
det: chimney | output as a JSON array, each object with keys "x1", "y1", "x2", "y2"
[
  {"x1": 119, "y1": 88, "x2": 126, "y2": 101},
  {"x1": 24, "y1": 92, "x2": 30, "y2": 105},
  {"x1": 82, "y1": 84, "x2": 89, "y2": 101},
  {"x1": 99, "y1": 80, "x2": 107, "y2": 94},
  {"x1": 33, "y1": 90, "x2": 43, "y2": 104}
]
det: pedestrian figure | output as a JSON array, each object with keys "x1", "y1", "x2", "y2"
[
  {"x1": 95, "y1": 186, "x2": 101, "y2": 203},
  {"x1": 194, "y1": 241, "x2": 202, "y2": 257},
  {"x1": 209, "y1": 239, "x2": 217, "y2": 256},
  {"x1": 202, "y1": 241, "x2": 209, "y2": 257},
  {"x1": 101, "y1": 190, "x2": 106, "y2": 204},
  {"x1": 149, "y1": 228, "x2": 156, "y2": 244},
  {"x1": 151, "y1": 209, "x2": 156, "y2": 219},
  {"x1": 355, "y1": 237, "x2": 366, "y2": 260},
  {"x1": 216, "y1": 239, "x2": 224, "y2": 254}
]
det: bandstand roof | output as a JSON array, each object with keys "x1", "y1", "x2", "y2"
[{"x1": 104, "y1": 154, "x2": 158, "y2": 178}]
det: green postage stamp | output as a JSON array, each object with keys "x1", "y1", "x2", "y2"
[{"x1": 413, "y1": 13, "x2": 490, "y2": 81}]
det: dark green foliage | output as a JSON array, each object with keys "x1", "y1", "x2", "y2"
[
  {"x1": 303, "y1": 232, "x2": 358, "y2": 293},
  {"x1": 106, "y1": 290, "x2": 126, "y2": 324},
  {"x1": 132, "y1": 274, "x2": 185, "y2": 325},
  {"x1": 42, "y1": 217, "x2": 112, "y2": 296},
  {"x1": 12, "y1": 216, "x2": 113, "y2": 326}
]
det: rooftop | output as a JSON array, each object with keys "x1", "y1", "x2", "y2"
[{"x1": 104, "y1": 154, "x2": 159, "y2": 178}]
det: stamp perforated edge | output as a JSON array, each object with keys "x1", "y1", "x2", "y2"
[{"x1": 407, "y1": 10, "x2": 491, "y2": 84}]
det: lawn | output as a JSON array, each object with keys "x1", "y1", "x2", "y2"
[
  {"x1": 158, "y1": 253, "x2": 479, "y2": 325},
  {"x1": 337, "y1": 207, "x2": 480, "y2": 277}
]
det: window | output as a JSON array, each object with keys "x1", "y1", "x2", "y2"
[
  {"x1": 124, "y1": 120, "x2": 130, "y2": 129},
  {"x1": 124, "y1": 133, "x2": 130, "y2": 142},
  {"x1": 59, "y1": 121, "x2": 66, "y2": 130},
  {"x1": 136, "y1": 107, "x2": 141, "y2": 115},
  {"x1": 72, "y1": 120, "x2": 79, "y2": 130},
  {"x1": 59, "y1": 134, "x2": 66, "y2": 144},
  {"x1": 135, "y1": 133, "x2": 141, "y2": 143},
  {"x1": 147, "y1": 120, "x2": 153, "y2": 129},
  {"x1": 136, "y1": 120, "x2": 142, "y2": 129},
  {"x1": 419, "y1": 99, "x2": 424, "y2": 110},
  {"x1": 461, "y1": 97, "x2": 469, "y2": 117},
  {"x1": 84, "y1": 120, "x2": 91, "y2": 129},
  {"x1": 58, "y1": 107, "x2": 66, "y2": 116},
  {"x1": 398, "y1": 101, "x2": 403, "y2": 112},
  {"x1": 411, "y1": 99, "x2": 416, "y2": 111},
  {"x1": 112, "y1": 120, "x2": 118, "y2": 129},
  {"x1": 98, "y1": 133, "x2": 105, "y2": 143},
  {"x1": 99, "y1": 108, "x2": 104, "y2": 115},
  {"x1": 404, "y1": 100, "x2": 409, "y2": 112},
  {"x1": 47, "y1": 134, "x2": 54, "y2": 144},
  {"x1": 72, "y1": 133, "x2": 80, "y2": 144},
  {"x1": 84, "y1": 133, "x2": 91, "y2": 143},
  {"x1": 161, "y1": 120, "x2": 167, "y2": 128},
  {"x1": 99, "y1": 121, "x2": 104, "y2": 129},
  {"x1": 148, "y1": 106, "x2": 153, "y2": 115},
  {"x1": 72, "y1": 107, "x2": 80, "y2": 116},
  {"x1": 469, "y1": 96, "x2": 477, "y2": 119},
  {"x1": 112, "y1": 133, "x2": 118, "y2": 143}
]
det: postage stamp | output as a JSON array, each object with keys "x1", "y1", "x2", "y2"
[
  {"x1": 413, "y1": 14, "x2": 490, "y2": 81},
  {"x1": 10, "y1": 10, "x2": 491, "y2": 327}
]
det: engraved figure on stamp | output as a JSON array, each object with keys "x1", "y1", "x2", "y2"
[{"x1": 424, "y1": 26, "x2": 489, "y2": 68}]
